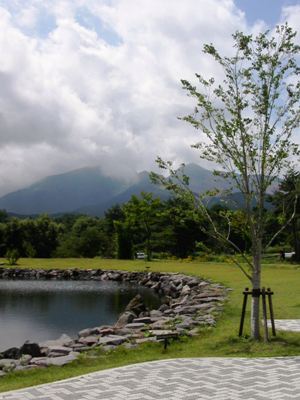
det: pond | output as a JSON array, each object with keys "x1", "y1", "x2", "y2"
[{"x1": 0, "y1": 280, "x2": 161, "y2": 351}]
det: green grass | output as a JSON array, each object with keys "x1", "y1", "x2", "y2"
[{"x1": 1, "y1": 257, "x2": 300, "y2": 392}]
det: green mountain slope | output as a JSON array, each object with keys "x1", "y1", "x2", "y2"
[
  {"x1": 0, "y1": 164, "x2": 279, "y2": 216},
  {"x1": 76, "y1": 171, "x2": 169, "y2": 216},
  {"x1": 0, "y1": 167, "x2": 130, "y2": 215}
]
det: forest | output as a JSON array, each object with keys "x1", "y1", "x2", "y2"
[{"x1": 0, "y1": 170, "x2": 299, "y2": 263}]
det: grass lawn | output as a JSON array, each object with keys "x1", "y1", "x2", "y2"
[{"x1": 0, "y1": 257, "x2": 300, "y2": 392}]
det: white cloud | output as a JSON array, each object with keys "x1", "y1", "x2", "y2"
[
  {"x1": 0, "y1": 0, "x2": 289, "y2": 196},
  {"x1": 280, "y1": 5, "x2": 300, "y2": 40}
]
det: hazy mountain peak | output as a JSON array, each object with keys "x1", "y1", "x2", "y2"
[{"x1": 0, "y1": 163, "x2": 255, "y2": 216}]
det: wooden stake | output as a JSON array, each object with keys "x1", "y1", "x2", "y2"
[
  {"x1": 239, "y1": 288, "x2": 249, "y2": 336},
  {"x1": 267, "y1": 288, "x2": 276, "y2": 336},
  {"x1": 261, "y1": 287, "x2": 269, "y2": 342}
]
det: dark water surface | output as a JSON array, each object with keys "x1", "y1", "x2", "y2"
[{"x1": 0, "y1": 280, "x2": 161, "y2": 351}]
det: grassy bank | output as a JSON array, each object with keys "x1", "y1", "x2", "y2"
[{"x1": 0, "y1": 258, "x2": 300, "y2": 392}]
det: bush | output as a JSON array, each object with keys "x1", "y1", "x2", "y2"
[{"x1": 6, "y1": 249, "x2": 20, "y2": 265}]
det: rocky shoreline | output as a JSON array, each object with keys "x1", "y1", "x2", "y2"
[{"x1": 0, "y1": 268, "x2": 229, "y2": 376}]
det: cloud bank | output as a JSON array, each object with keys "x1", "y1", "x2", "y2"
[{"x1": 0, "y1": 0, "x2": 298, "y2": 195}]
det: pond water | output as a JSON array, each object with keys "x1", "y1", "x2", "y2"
[{"x1": 0, "y1": 280, "x2": 161, "y2": 351}]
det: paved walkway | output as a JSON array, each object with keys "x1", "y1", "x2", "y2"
[
  {"x1": 269, "y1": 319, "x2": 300, "y2": 332},
  {"x1": 1, "y1": 320, "x2": 300, "y2": 400},
  {"x1": 1, "y1": 357, "x2": 300, "y2": 400}
]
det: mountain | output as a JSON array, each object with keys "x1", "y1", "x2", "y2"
[
  {"x1": 181, "y1": 164, "x2": 233, "y2": 193},
  {"x1": 0, "y1": 163, "x2": 279, "y2": 216},
  {"x1": 76, "y1": 171, "x2": 169, "y2": 216},
  {"x1": 0, "y1": 167, "x2": 131, "y2": 215}
]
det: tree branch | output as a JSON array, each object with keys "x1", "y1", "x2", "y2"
[{"x1": 264, "y1": 194, "x2": 298, "y2": 250}]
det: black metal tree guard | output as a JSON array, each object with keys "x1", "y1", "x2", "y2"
[{"x1": 239, "y1": 287, "x2": 276, "y2": 341}]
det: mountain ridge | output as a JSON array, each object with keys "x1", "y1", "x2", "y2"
[{"x1": 0, "y1": 164, "x2": 278, "y2": 216}]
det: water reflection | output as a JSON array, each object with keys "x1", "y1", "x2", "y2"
[{"x1": 0, "y1": 280, "x2": 160, "y2": 351}]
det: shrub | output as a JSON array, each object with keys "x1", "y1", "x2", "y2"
[{"x1": 6, "y1": 249, "x2": 20, "y2": 265}]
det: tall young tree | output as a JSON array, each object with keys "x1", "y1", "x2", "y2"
[{"x1": 152, "y1": 25, "x2": 300, "y2": 339}]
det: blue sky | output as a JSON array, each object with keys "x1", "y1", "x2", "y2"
[
  {"x1": 0, "y1": 0, "x2": 299, "y2": 195},
  {"x1": 235, "y1": 0, "x2": 300, "y2": 25}
]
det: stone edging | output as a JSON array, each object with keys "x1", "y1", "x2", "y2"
[{"x1": 0, "y1": 268, "x2": 229, "y2": 375}]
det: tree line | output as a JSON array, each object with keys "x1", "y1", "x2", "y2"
[{"x1": 0, "y1": 173, "x2": 299, "y2": 262}]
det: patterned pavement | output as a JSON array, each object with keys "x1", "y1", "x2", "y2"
[
  {"x1": 269, "y1": 319, "x2": 300, "y2": 332},
  {"x1": 2, "y1": 357, "x2": 300, "y2": 400}
]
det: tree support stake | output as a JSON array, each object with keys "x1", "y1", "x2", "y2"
[{"x1": 239, "y1": 287, "x2": 276, "y2": 340}]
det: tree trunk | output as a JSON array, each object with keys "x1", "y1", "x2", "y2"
[
  {"x1": 146, "y1": 234, "x2": 151, "y2": 261},
  {"x1": 292, "y1": 218, "x2": 300, "y2": 262},
  {"x1": 251, "y1": 237, "x2": 261, "y2": 340}
]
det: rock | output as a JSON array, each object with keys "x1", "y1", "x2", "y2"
[
  {"x1": 20, "y1": 354, "x2": 32, "y2": 366},
  {"x1": 150, "y1": 318, "x2": 171, "y2": 329},
  {"x1": 78, "y1": 335, "x2": 99, "y2": 346},
  {"x1": 1, "y1": 347, "x2": 20, "y2": 360},
  {"x1": 101, "y1": 345, "x2": 117, "y2": 352},
  {"x1": 189, "y1": 328, "x2": 200, "y2": 336},
  {"x1": 163, "y1": 309, "x2": 175, "y2": 316},
  {"x1": 198, "y1": 281, "x2": 209, "y2": 287},
  {"x1": 158, "y1": 304, "x2": 169, "y2": 312},
  {"x1": 114, "y1": 327, "x2": 133, "y2": 336},
  {"x1": 181, "y1": 285, "x2": 191, "y2": 296},
  {"x1": 186, "y1": 278, "x2": 199, "y2": 287},
  {"x1": 78, "y1": 328, "x2": 93, "y2": 338},
  {"x1": 174, "y1": 304, "x2": 212, "y2": 314},
  {"x1": 149, "y1": 330, "x2": 177, "y2": 337},
  {"x1": 20, "y1": 342, "x2": 42, "y2": 357},
  {"x1": 177, "y1": 320, "x2": 196, "y2": 329},
  {"x1": 39, "y1": 334, "x2": 74, "y2": 348},
  {"x1": 98, "y1": 335, "x2": 127, "y2": 346},
  {"x1": 132, "y1": 317, "x2": 152, "y2": 324},
  {"x1": 138, "y1": 310, "x2": 150, "y2": 318},
  {"x1": 14, "y1": 364, "x2": 37, "y2": 372},
  {"x1": 122, "y1": 343, "x2": 137, "y2": 350},
  {"x1": 125, "y1": 294, "x2": 147, "y2": 315},
  {"x1": 135, "y1": 337, "x2": 157, "y2": 344},
  {"x1": 150, "y1": 310, "x2": 163, "y2": 318},
  {"x1": 96, "y1": 327, "x2": 115, "y2": 336},
  {"x1": 150, "y1": 282, "x2": 160, "y2": 291},
  {"x1": 31, "y1": 352, "x2": 79, "y2": 367},
  {"x1": 125, "y1": 323, "x2": 146, "y2": 330},
  {"x1": 46, "y1": 346, "x2": 73, "y2": 357},
  {"x1": 115, "y1": 311, "x2": 136, "y2": 328},
  {"x1": 0, "y1": 359, "x2": 19, "y2": 372},
  {"x1": 72, "y1": 344, "x2": 91, "y2": 352}
]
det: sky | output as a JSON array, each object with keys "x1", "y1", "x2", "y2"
[{"x1": 0, "y1": 0, "x2": 299, "y2": 196}]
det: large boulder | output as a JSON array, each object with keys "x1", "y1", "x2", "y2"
[
  {"x1": 30, "y1": 352, "x2": 79, "y2": 367},
  {"x1": 115, "y1": 311, "x2": 136, "y2": 328},
  {"x1": 0, "y1": 359, "x2": 19, "y2": 372},
  {"x1": 125, "y1": 294, "x2": 147, "y2": 316},
  {"x1": 0, "y1": 347, "x2": 20, "y2": 360},
  {"x1": 20, "y1": 341, "x2": 42, "y2": 357},
  {"x1": 39, "y1": 334, "x2": 74, "y2": 348}
]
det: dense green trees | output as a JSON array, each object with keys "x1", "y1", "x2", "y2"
[
  {"x1": 56, "y1": 216, "x2": 106, "y2": 258},
  {"x1": 0, "y1": 186, "x2": 299, "y2": 262},
  {"x1": 122, "y1": 193, "x2": 166, "y2": 260},
  {"x1": 0, "y1": 215, "x2": 61, "y2": 258},
  {"x1": 269, "y1": 170, "x2": 300, "y2": 261}
]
